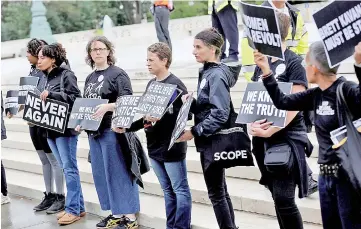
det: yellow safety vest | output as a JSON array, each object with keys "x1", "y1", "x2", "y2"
[
  {"x1": 208, "y1": 0, "x2": 239, "y2": 14},
  {"x1": 241, "y1": 6, "x2": 308, "y2": 82}
]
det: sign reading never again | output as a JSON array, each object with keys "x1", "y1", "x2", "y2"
[
  {"x1": 4, "y1": 90, "x2": 19, "y2": 115},
  {"x1": 168, "y1": 93, "x2": 193, "y2": 150},
  {"x1": 313, "y1": 2, "x2": 361, "y2": 67},
  {"x1": 112, "y1": 95, "x2": 141, "y2": 128},
  {"x1": 137, "y1": 81, "x2": 178, "y2": 119},
  {"x1": 23, "y1": 92, "x2": 69, "y2": 133},
  {"x1": 67, "y1": 98, "x2": 109, "y2": 131},
  {"x1": 18, "y1": 77, "x2": 39, "y2": 105},
  {"x1": 241, "y1": 2, "x2": 284, "y2": 60},
  {"x1": 236, "y1": 82, "x2": 292, "y2": 128}
]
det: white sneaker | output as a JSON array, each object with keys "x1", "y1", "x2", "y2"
[{"x1": 1, "y1": 194, "x2": 10, "y2": 205}]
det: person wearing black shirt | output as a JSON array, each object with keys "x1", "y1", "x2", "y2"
[
  {"x1": 37, "y1": 43, "x2": 84, "y2": 225},
  {"x1": 19, "y1": 38, "x2": 66, "y2": 214},
  {"x1": 116, "y1": 42, "x2": 192, "y2": 229},
  {"x1": 177, "y1": 28, "x2": 241, "y2": 229},
  {"x1": 249, "y1": 13, "x2": 308, "y2": 229},
  {"x1": 254, "y1": 41, "x2": 361, "y2": 229},
  {"x1": 78, "y1": 36, "x2": 139, "y2": 229}
]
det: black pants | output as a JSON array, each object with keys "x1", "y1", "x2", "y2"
[
  {"x1": 1, "y1": 161, "x2": 8, "y2": 196},
  {"x1": 211, "y1": 4, "x2": 239, "y2": 59},
  {"x1": 269, "y1": 174, "x2": 304, "y2": 229},
  {"x1": 29, "y1": 126, "x2": 51, "y2": 153},
  {"x1": 201, "y1": 154, "x2": 236, "y2": 229}
]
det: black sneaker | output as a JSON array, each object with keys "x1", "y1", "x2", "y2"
[
  {"x1": 221, "y1": 56, "x2": 239, "y2": 63},
  {"x1": 115, "y1": 217, "x2": 138, "y2": 229},
  {"x1": 96, "y1": 214, "x2": 121, "y2": 229},
  {"x1": 46, "y1": 194, "x2": 65, "y2": 214},
  {"x1": 33, "y1": 192, "x2": 56, "y2": 211},
  {"x1": 307, "y1": 176, "x2": 318, "y2": 196}
]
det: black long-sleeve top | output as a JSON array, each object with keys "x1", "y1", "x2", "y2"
[{"x1": 262, "y1": 65, "x2": 361, "y2": 164}]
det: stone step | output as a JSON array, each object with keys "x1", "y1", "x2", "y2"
[
  {"x1": 3, "y1": 118, "x2": 321, "y2": 159},
  {"x1": 4, "y1": 168, "x2": 322, "y2": 229},
  {"x1": 2, "y1": 148, "x2": 322, "y2": 225}
]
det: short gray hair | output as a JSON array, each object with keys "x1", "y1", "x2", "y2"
[
  {"x1": 276, "y1": 12, "x2": 290, "y2": 41},
  {"x1": 308, "y1": 41, "x2": 339, "y2": 75}
]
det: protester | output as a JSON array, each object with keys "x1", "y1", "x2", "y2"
[
  {"x1": 19, "y1": 38, "x2": 66, "y2": 214},
  {"x1": 242, "y1": 0, "x2": 309, "y2": 81},
  {"x1": 36, "y1": 43, "x2": 84, "y2": 225},
  {"x1": 249, "y1": 13, "x2": 310, "y2": 229},
  {"x1": 254, "y1": 41, "x2": 361, "y2": 229},
  {"x1": 76, "y1": 36, "x2": 139, "y2": 229},
  {"x1": 151, "y1": 0, "x2": 174, "y2": 50},
  {"x1": 208, "y1": 0, "x2": 239, "y2": 63},
  {"x1": 115, "y1": 42, "x2": 192, "y2": 229},
  {"x1": 177, "y1": 28, "x2": 241, "y2": 229},
  {"x1": 1, "y1": 94, "x2": 10, "y2": 205}
]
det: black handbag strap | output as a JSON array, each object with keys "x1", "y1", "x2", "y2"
[{"x1": 336, "y1": 82, "x2": 353, "y2": 127}]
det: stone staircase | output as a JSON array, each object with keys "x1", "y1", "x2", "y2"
[{"x1": 1, "y1": 13, "x2": 359, "y2": 228}]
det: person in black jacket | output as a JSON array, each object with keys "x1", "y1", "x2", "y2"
[
  {"x1": 75, "y1": 36, "x2": 140, "y2": 229},
  {"x1": 254, "y1": 41, "x2": 361, "y2": 229},
  {"x1": 115, "y1": 42, "x2": 192, "y2": 229},
  {"x1": 177, "y1": 28, "x2": 241, "y2": 229},
  {"x1": 22, "y1": 38, "x2": 66, "y2": 214},
  {"x1": 36, "y1": 43, "x2": 84, "y2": 225},
  {"x1": 249, "y1": 13, "x2": 308, "y2": 229}
]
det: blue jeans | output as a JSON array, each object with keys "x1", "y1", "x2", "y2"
[
  {"x1": 47, "y1": 136, "x2": 85, "y2": 216},
  {"x1": 319, "y1": 174, "x2": 361, "y2": 229},
  {"x1": 150, "y1": 158, "x2": 192, "y2": 229},
  {"x1": 88, "y1": 129, "x2": 140, "y2": 214}
]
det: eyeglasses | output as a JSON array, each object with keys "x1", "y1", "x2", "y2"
[{"x1": 90, "y1": 48, "x2": 109, "y2": 53}]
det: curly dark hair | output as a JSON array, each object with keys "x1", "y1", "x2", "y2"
[
  {"x1": 195, "y1": 28, "x2": 224, "y2": 57},
  {"x1": 27, "y1": 38, "x2": 48, "y2": 57},
  {"x1": 85, "y1": 36, "x2": 116, "y2": 69},
  {"x1": 37, "y1": 43, "x2": 68, "y2": 67}
]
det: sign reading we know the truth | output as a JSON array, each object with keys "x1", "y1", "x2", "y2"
[
  {"x1": 23, "y1": 92, "x2": 69, "y2": 133},
  {"x1": 236, "y1": 82, "x2": 292, "y2": 128}
]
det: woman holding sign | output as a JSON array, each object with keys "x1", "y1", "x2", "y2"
[
  {"x1": 77, "y1": 36, "x2": 140, "y2": 229},
  {"x1": 255, "y1": 41, "x2": 361, "y2": 229},
  {"x1": 177, "y1": 28, "x2": 242, "y2": 229},
  {"x1": 37, "y1": 43, "x2": 84, "y2": 225},
  {"x1": 116, "y1": 42, "x2": 192, "y2": 229},
  {"x1": 23, "y1": 38, "x2": 66, "y2": 214},
  {"x1": 249, "y1": 13, "x2": 312, "y2": 229}
]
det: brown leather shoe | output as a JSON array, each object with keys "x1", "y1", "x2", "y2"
[
  {"x1": 57, "y1": 211, "x2": 86, "y2": 220},
  {"x1": 58, "y1": 213, "x2": 80, "y2": 225}
]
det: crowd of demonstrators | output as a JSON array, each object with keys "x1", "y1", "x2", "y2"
[
  {"x1": 254, "y1": 41, "x2": 361, "y2": 229},
  {"x1": 177, "y1": 28, "x2": 242, "y2": 229},
  {"x1": 151, "y1": 0, "x2": 174, "y2": 50},
  {"x1": 114, "y1": 42, "x2": 192, "y2": 229},
  {"x1": 208, "y1": 0, "x2": 239, "y2": 63},
  {"x1": 249, "y1": 13, "x2": 310, "y2": 229},
  {"x1": 36, "y1": 43, "x2": 84, "y2": 225},
  {"x1": 76, "y1": 36, "x2": 140, "y2": 229}
]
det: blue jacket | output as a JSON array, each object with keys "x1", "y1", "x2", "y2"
[{"x1": 190, "y1": 62, "x2": 241, "y2": 152}]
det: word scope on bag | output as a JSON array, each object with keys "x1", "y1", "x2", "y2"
[{"x1": 214, "y1": 150, "x2": 249, "y2": 161}]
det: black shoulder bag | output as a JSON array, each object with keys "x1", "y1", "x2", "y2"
[{"x1": 334, "y1": 82, "x2": 361, "y2": 195}]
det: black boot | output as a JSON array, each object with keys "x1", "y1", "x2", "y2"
[
  {"x1": 33, "y1": 192, "x2": 56, "y2": 211},
  {"x1": 46, "y1": 194, "x2": 65, "y2": 214}
]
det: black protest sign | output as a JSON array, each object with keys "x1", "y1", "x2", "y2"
[
  {"x1": 18, "y1": 77, "x2": 39, "y2": 105},
  {"x1": 241, "y1": 2, "x2": 284, "y2": 60},
  {"x1": 4, "y1": 90, "x2": 19, "y2": 115},
  {"x1": 313, "y1": 2, "x2": 361, "y2": 67},
  {"x1": 67, "y1": 98, "x2": 109, "y2": 131},
  {"x1": 23, "y1": 91, "x2": 69, "y2": 133},
  {"x1": 236, "y1": 82, "x2": 292, "y2": 127},
  {"x1": 168, "y1": 93, "x2": 193, "y2": 150},
  {"x1": 137, "y1": 82, "x2": 177, "y2": 119},
  {"x1": 112, "y1": 95, "x2": 141, "y2": 128}
]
